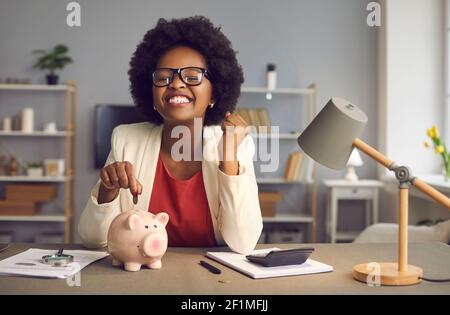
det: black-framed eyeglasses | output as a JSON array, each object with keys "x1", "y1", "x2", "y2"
[{"x1": 152, "y1": 67, "x2": 211, "y2": 87}]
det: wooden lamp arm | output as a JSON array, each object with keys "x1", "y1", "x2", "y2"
[
  {"x1": 412, "y1": 178, "x2": 450, "y2": 210},
  {"x1": 352, "y1": 138, "x2": 450, "y2": 211},
  {"x1": 352, "y1": 138, "x2": 392, "y2": 168}
]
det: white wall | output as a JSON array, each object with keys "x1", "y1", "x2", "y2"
[
  {"x1": 379, "y1": 0, "x2": 448, "y2": 223},
  {"x1": 380, "y1": 0, "x2": 444, "y2": 176}
]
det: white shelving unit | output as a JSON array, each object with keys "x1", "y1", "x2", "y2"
[
  {"x1": 0, "y1": 214, "x2": 67, "y2": 222},
  {"x1": 0, "y1": 83, "x2": 75, "y2": 92},
  {"x1": 0, "y1": 131, "x2": 72, "y2": 137},
  {"x1": 0, "y1": 82, "x2": 77, "y2": 243},
  {"x1": 240, "y1": 84, "x2": 318, "y2": 241},
  {"x1": 0, "y1": 176, "x2": 71, "y2": 182},
  {"x1": 251, "y1": 132, "x2": 300, "y2": 139}
]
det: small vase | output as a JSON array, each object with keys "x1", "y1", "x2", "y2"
[
  {"x1": 27, "y1": 167, "x2": 43, "y2": 177},
  {"x1": 443, "y1": 165, "x2": 450, "y2": 182}
]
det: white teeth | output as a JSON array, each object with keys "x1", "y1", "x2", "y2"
[{"x1": 168, "y1": 96, "x2": 190, "y2": 104}]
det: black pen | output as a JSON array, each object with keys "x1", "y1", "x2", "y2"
[{"x1": 200, "y1": 260, "x2": 221, "y2": 274}]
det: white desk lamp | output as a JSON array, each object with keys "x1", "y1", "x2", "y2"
[
  {"x1": 345, "y1": 149, "x2": 363, "y2": 181},
  {"x1": 297, "y1": 97, "x2": 450, "y2": 286}
]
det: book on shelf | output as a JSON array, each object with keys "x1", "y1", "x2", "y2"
[
  {"x1": 284, "y1": 154, "x2": 294, "y2": 180},
  {"x1": 283, "y1": 151, "x2": 313, "y2": 182},
  {"x1": 292, "y1": 152, "x2": 303, "y2": 181},
  {"x1": 236, "y1": 108, "x2": 271, "y2": 133},
  {"x1": 284, "y1": 151, "x2": 301, "y2": 181},
  {"x1": 257, "y1": 108, "x2": 271, "y2": 133},
  {"x1": 248, "y1": 109, "x2": 260, "y2": 128},
  {"x1": 236, "y1": 108, "x2": 251, "y2": 127},
  {"x1": 298, "y1": 156, "x2": 313, "y2": 182}
]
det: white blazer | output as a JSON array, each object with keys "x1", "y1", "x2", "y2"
[{"x1": 78, "y1": 122, "x2": 263, "y2": 254}]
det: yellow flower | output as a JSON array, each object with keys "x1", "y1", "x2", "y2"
[
  {"x1": 435, "y1": 145, "x2": 445, "y2": 154},
  {"x1": 427, "y1": 128, "x2": 434, "y2": 138},
  {"x1": 424, "y1": 141, "x2": 430, "y2": 148},
  {"x1": 432, "y1": 125, "x2": 440, "y2": 138}
]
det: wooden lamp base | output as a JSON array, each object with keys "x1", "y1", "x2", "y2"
[{"x1": 353, "y1": 262, "x2": 423, "y2": 286}]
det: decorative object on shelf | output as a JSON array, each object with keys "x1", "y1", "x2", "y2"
[
  {"x1": 344, "y1": 149, "x2": 363, "y2": 181},
  {"x1": 7, "y1": 155, "x2": 18, "y2": 176},
  {"x1": 266, "y1": 63, "x2": 277, "y2": 101},
  {"x1": 21, "y1": 108, "x2": 34, "y2": 133},
  {"x1": 2, "y1": 117, "x2": 12, "y2": 132},
  {"x1": 44, "y1": 159, "x2": 65, "y2": 177},
  {"x1": 26, "y1": 161, "x2": 44, "y2": 177},
  {"x1": 5, "y1": 184, "x2": 57, "y2": 202},
  {"x1": 298, "y1": 96, "x2": 450, "y2": 286},
  {"x1": 1, "y1": 78, "x2": 32, "y2": 84},
  {"x1": 0, "y1": 200, "x2": 39, "y2": 216},
  {"x1": 258, "y1": 191, "x2": 283, "y2": 217},
  {"x1": 33, "y1": 44, "x2": 73, "y2": 85},
  {"x1": 424, "y1": 125, "x2": 450, "y2": 181},
  {"x1": 0, "y1": 184, "x2": 56, "y2": 217},
  {"x1": 266, "y1": 63, "x2": 277, "y2": 90},
  {"x1": 43, "y1": 121, "x2": 57, "y2": 133}
]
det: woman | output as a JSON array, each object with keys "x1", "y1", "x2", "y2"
[{"x1": 78, "y1": 16, "x2": 262, "y2": 254}]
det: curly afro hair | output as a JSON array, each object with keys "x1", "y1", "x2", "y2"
[{"x1": 128, "y1": 16, "x2": 244, "y2": 126}]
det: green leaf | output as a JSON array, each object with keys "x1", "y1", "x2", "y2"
[{"x1": 53, "y1": 44, "x2": 68, "y2": 55}]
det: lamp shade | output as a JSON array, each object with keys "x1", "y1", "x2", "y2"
[{"x1": 297, "y1": 97, "x2": 368, "y2": 170}]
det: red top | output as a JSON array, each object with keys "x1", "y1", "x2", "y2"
[{"x1": 148, "y1": 153, "x2": 217, "y2": 247}]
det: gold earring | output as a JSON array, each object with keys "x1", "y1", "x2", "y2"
[{"x1": 209, "y1": 102, "x2": 215, "y2": 108}]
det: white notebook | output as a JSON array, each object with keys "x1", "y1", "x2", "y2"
[{"x1": 206, "y1": 247, "x2": 333, "y2": 279}]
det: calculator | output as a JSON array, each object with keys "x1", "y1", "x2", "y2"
[{"x1": 246, "y1": 247, "x2": 315, "y2": 267}]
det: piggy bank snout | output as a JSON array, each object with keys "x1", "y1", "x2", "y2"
[{"x1": 143, "y1": 234, "x2": 166, "y2": 257}]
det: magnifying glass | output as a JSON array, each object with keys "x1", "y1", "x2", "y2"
[{"x1": 41, "y1": 248, "x2": 74, "y2": 267}]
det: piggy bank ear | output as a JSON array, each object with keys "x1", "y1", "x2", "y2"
[
  {"x1": 155, "y1": 212, "x2": 169, "y2": 227},
  {"x1": 127, "y1": 214, "x2": 144, "y2": 230}
]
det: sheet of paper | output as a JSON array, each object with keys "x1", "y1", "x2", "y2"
[
  {"x1": 0, "y1": 248, "x2": 109, "y2": 279},
  {"x1": 207, "y1": 247, "x2": 333, "y2": 279}
]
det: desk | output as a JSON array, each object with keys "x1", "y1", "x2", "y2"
[
  {"x1": 0, "y1": 243, "x2": 449, "y2": 294},
  {"x1": 324, "y1": 180, "x2": 384, "y2": 243}
]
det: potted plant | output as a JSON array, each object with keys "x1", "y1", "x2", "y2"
[
  {"x1": 33, "y1": 44, "x2": 73, "y2": 85},
  {"x1": 27, "y1": 161, "x2": 44, "y2": 177},
  {"x1": 424, "y1": 125, "x2": 450, "y2": 181}
]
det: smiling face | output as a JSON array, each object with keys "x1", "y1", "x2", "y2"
[{"x1": 152, "y1": 46, "x2": 214, "y2": 124}]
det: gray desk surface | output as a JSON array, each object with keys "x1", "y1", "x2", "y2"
[{"x1": 0, "y1": 242, "x2": 449, "y2": 294}]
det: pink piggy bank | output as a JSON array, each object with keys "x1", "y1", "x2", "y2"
[{"x1": 107, "y1": 210, "x2": 169, "y2": 272}]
